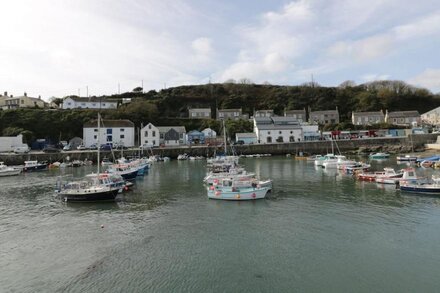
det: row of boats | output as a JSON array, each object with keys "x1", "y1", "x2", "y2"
[{"x1": 203, "y1": 155, "x2": 273, "y2": 200}]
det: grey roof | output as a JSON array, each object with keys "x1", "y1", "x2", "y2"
[
  {"x1": 255, "y1": 109, "x2": 274, "y2": 113},
  {"x1": 256, "y1": 124, "x2": 302, "y2": 130},
  {"x1": 352, "y1": 111, "x2": 384, "y2": 117},
  {"x1": 157, "y1": 126, "x2": 186, "y2": 133},
  {"x1": 254, "y1": 117, "x2": 273, "y2": 125},
  {"x1": 387, "y1": 111, "x2": 420, "y2": 118},
  {"x1": 66, "y1": 96, "x2": 118, "y2": 103},
  {"x1": 310, "y1": 110, "x2": 339, "y2": 115},
  {"x1": 218, "y1": 108, "x2": 242, "y2": 112},
  {"x1": 84, "y1": 119, "x2": 134, "y2": 128},
  {"x1": 189, "y1": 108, "x2": 211, "y2": 112},
  {"x1": 284, "y1": 109, "x2": 306, "y2": 114},
  {"x1": 236, "y1": 133, "x2": 257, "y2": 138},
  {"x1": 271, "y1": 117, "x2": 300, "y2": 124}
]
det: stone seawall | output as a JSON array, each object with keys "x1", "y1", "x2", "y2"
[{"x1": 1, "y1": 134, "x2": 438, "y2": 165}]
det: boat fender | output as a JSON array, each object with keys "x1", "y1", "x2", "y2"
[
  {"x1": 215, "y1": 191, "x2": 221, "y2": 196},
  {"x1": 209, "y1": 186, "x2": 215, "y2": 190},
  {"x1": 252, "y1": 193, "x2": 256, "y2": 198},
  {"x1": 236, "y1": 194, "x2": 240, "y2": 199},
  {"x1": 256, "y1": 184, "x2": 261, "y2": 189},
  {"x1": 124, "y1": 186, "x2": 129, "y2": 191}
]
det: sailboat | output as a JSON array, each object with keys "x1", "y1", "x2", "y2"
[{"x1": 55, "y1": 113, "x2": 120, "y2": 202}]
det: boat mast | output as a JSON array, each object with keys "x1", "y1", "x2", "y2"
[
  {"x1": 97, "y1": 113, "x2": 100, "y2": 174},
  {"x1": 223, "y1": 119, "x2": 227, "y2": 155}
]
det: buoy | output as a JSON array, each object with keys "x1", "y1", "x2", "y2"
[
  {"x1": 124, "y1": 186, "x2": 129, "y2": 191},
  {"x1": 215, "y1": 191, "x2": 221, "y2": 196},
  {"x1": 101, "y1": 225, "x2": 104, "y2": 228},
  {"x1": 209, "y1": 186, "x2": 215, "y2": 190},
  {"x1": 236, "y1": 194, "x2": 240, "y2": 199}
]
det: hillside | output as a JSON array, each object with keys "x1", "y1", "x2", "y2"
[{"x1": 1, "y1": 80, "x2": 440, "y2": 143}]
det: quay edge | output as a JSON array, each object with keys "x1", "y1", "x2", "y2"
[{"x1": 0, "y1": 134, "x2": 437, "y2": 165}]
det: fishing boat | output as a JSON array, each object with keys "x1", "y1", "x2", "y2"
[
  {"x1": 0, "y1": 162, "x2": 21, "y2": 177},
  {"x1": 398, "y1": 168, "x2": 428, "y2": 186},
  {"x1": 400, "y1": 175, "x2": 440, "y2": 194},
  {"x1": 207, "y1": 178, "x2": 272, "y2": 200},
  {"x1": 306, "y1": 155, "x2": 322, "y2": 162},
  {"x1": 23, "y1": 160, "x2": 47, "y2": 172},
  {"x1": 55, "y1": 113, "x2": 120, "y2": 202},
  {"x1": 314, "y1": 154, "x2": 337, "y2": 167},
  {"x1": 369, "y1": 152, "x2": 390, "y2": 159},
  {"x1": 340, "y1": 162, "x2": 371, "y2": 173},
  {"x1": 204, "y1": 167, "x2": 256, "y2": 185},
  {"x1": 55, "y1": 174, "x2": 120, "y2": 202},
  {"x1": 375, "y1": 168, "x2": 404, "y2": 184},
  {"x1": 396, "y1": 155, "x2": 418, "y2": 162},
  {"x1": 107, "y1": 164, "x2": 139, "y2": 181}
]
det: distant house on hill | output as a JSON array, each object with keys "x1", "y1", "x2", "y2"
[
  {"x1": 309, "y1": 109, "x2": 339, "y2": 124},
  {"x1": 216, "y1": 108, "x2": 249, "y2": 120},
  {"x1": 2, "y1": 92, "x2": 48, "y2": 109},
  {"x1": 284, "y1": 109, "x2": 307, "y2": 123},
  {"x1": 385, "y1": 110, "x2": 421, "y2": 126},
  {"x1": 351, "y1": 111, "x2": 385, "y2": 125},
  {"x1": 62, "y1": 96, "x2": 118, "y2": 109},
  {"x1": 188, "y1": 108, "x2": 211, "y2": 119},
  {"x1": 254, "y1": 110, "x2": 274, "y2": 118},
  {"x1": 83, "y1": 119, "x2": 135, "y2": 147}
]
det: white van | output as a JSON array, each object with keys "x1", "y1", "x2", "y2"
[{"x1": 13, "y1": 145, "x2": 30, "y2": 154}]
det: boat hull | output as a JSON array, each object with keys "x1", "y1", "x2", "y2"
[
  {"x1": 400, "y1": 185, "x2": 440, "y2": 194},
  {"x1": 60, "y1": 188, "x2": 119, "y2": 202},
  {"x1": 23, "y1": 164, "x2": 47, "y2": 172},
  {"x1": 0, "y1": 169, "x2": 21, "y2": 177},
  {"x1": 207, "y1": 187, "x2": 270, "y2": 200}
]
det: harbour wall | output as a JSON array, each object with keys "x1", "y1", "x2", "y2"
[{"x1": 0, "y1": 134, "x2": 437, "y2": 165}]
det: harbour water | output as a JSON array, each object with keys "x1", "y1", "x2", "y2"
[{"x1": 2, "y1": 157, "x2": 440, "y2": 292}]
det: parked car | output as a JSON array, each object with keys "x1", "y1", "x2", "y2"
[
  {"x1": 100, "y1": 144, "x2": 112, "y2": 151},
  {"x1": 77, "y1": 144, "x2": 86, "y2": 150},
  {"x1": 89, "y1": 143, "x2": 98, "y2": 150},
  {"x1": 43, "y1": 145, "x2": 61, "y2": 153},
  {"x1": 140, "y1": 143, "x2": 153, "y2": 150},
  {"x1": 63, "y1": 144, "x2": 72, "y2": 151},
  {"x1": 13, "y1": 145, "x2": 30, "y2": 154},
  {"x1": 233, "y1": 140, "x2": 245, "y2": 145}
]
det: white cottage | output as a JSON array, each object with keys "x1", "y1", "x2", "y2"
[
  {"x1": 83, "y1": 120, "x2": 135, "y2": 148},
  {"x1": 63, "y1": 96, "x2": 118, "y2": 109},
  {"x1": 140, "y1": 123, "x2": 160, "y2": 147}
]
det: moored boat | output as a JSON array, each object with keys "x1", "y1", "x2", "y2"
[
  {"x1": 55, "y1": 175, "x2": 120, "y2": 202},
  {"x1": 207, "y1": 178, "x2": 272, "y2": 200},
  {"x1": 400, "y1": 175, "x2": 440, "y2": 194},
  {"x1": 375, "y1": 168, "x2": 404, "y2": 184},
  {"x1": 0, "y1": 162, "x2": 21, "y2": 177},
  {"x1": 369, "y1": 152, "x2": 390, "y2": 159},
  {"x1": 23, "y1": 160, "x2": 47, "y2": 172}
]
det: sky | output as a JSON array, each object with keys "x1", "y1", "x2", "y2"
[{"x1": 1, "y1": 0, "x2": 440, "y2": 100}]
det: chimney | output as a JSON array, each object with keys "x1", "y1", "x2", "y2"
[
  {"x1": 38, "y1": 95, "x2": 41, "y2": 99},
  {"x1": 3, "y1": 91, "x2": 7, "y2": 96},
  {"x1": 24, "y1": 92, "x2": 27, "y2": 97}
]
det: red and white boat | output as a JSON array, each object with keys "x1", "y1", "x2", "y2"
[{"x1": 375, "y1": 168, "x2": 404, "y2": 184}]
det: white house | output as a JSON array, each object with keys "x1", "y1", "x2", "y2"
[
  {"x1": 63, "y1": 96, "x2": 118, "y2": 109},
  {"x1": 254, "y1": 116, "x2": 303, "y2": 143},
  {"x1": 140, "y1": 123, "x2": 160, "y2": 147},
  {"x1": 189, "y1": 108, "x2": 211, "y2": 119},
  {"x1": 422, "y1": 107, "x2": 440, "y2": 126},
  {"x1": 83, "y1": 120, "x2": 135, "y2": 148},
  {"x1": 0, "y1": 134, "x2": 26, "y2": 152}
]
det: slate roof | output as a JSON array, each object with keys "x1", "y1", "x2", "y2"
[
  {"x1": 157, "y1": 126, "x2": 186, "y2": 133},
  {"x1": 387, "y1": 111, "x2": 420, "y2": 118},
  {"x1": 84, "y1": 120, "x2": 134, "y2": 128},
  {"x1": 352, "y1": 111, "x2": 384, "y2": 117},
  {"x1": 66, "y1": 96, "x2": 117, "y2": 103}
]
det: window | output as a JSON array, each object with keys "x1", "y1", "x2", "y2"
[
  {"x1": 180, "y1": 133, "x2": 183, "y2": 138},
  {"x1": 160, "y1": 133, "x2": 164, "y2": 139},
  {"x1": 153, "y1": 140, "x2": 156, "y2": 145},
  {"x1": 107, "y1": 136, "x2": 112, "y2": 142},
  {"x1": 102, "y1": 103, "x2": 106, "y2": 106},
  {"x1": 192, "y1": 112, "x2": 196, "y2": 117},
  {"x1": 234, "y1": 112, "x2": 239, "y2": 117},
  {"x1": 219, "y1": 113, "x2": 224, "y2": 118},
  {"x1": 67, "y1": 102, "x2": 71, "y2": 106},
  {"x1": 267, "y1": 136, "x2": 272, "y2": 143},
  {"x1": 268, "y1": 131, "x2": 271, "y2": 135},
  {"x1": 107, "y1": 129, "x2": 112, "y2": 134},
  {"x1": 81, "y1": 103, "x2": 86, "y2": 106},
  {"x1": 279, "y1": 131, "x2": 282, "y2": 134},
  {"x1": 94, "y1": 135, "x2": 97, "y2": 139},
  {"x1": 290, "y1": 131, "x2": 293, "y2": 134},
  {"x1": 148, "y1": 125, "x2": 151, "y2": 129},
  {"x1": 144, "y1": 131, "x2": 148, "y2": 136},
  {"x1": 120, "y1": 135, "x2": 124, "y2": 139},
  {"x1": 145, "y1": 140, "x2": 148, "y2": 143},
  {"x1": 152, "y1": 131, "x2": 156, "y2": 137},
  {"x1": 289, "y1": 136, "x2": 295, "y2": 142},
  {"x1": 21, "y1": 99, "x2": 24, "y2": 104},
  {"x1": 92, "y1": 103, "x2": 96, "y2": 106},
  {"x1": 204, "y1": 112, "x2": 209, "y2": 117},
  {"x1": 94, "y1": 129, "x2": 98, "y2": 132},
  {"x1": 120, "y1": 128, "x2": 124, "y2": 132}
]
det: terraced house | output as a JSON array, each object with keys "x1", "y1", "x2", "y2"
[
  {"x1": 351, "y1": 111, "x2": 385, "y2": 125},
  {"x1": 309, "y1": 109, "x2": 339, "y2": 124},
  {"x1": 385, "y1": 110, "x2": 421, "y2": 127}
]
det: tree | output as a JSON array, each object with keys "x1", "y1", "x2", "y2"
[
  {"x1": 133, "y1": 86, "x2": 143, "y2": 93},
  {"x1": 338, "y1": 80, "x2": 356, "y2": 88}
]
